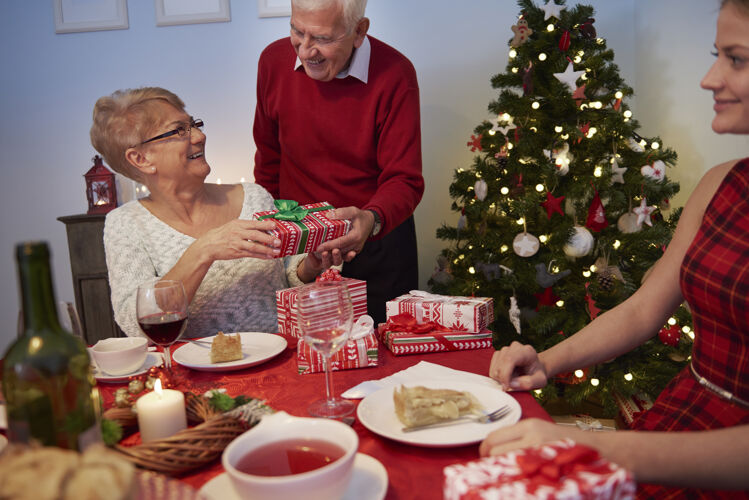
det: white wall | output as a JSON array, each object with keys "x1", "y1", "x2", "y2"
[{"x1": 1, "y1": 0, "x2": 739, "y2": 354}]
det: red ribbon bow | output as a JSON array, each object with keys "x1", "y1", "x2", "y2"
[
  {"x1": 316, "y1": 268, "x2": 344, "y2": 282},
  {"x1": 380, "y1": 313, "x2": 468, "y2": 352}
]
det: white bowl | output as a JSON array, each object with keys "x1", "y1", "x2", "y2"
[
  {"x1": 223, "y1": 412, "x2": 358, "y2": 500},
  {"x1": 91, "y1": 337, "x2": 148, "y2": 376}
]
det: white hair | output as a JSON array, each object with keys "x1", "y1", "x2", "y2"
[{"x1": 291, "y1": 0, "x2": 367, "y2": 32}]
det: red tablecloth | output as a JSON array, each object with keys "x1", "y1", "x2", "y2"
[{"x1": 98, "y1": 343, "x2": 552, "y2": 499}]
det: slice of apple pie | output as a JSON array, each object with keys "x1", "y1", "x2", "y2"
[{"x1": 393, "y1": 385, "x2": 483, "y2": 428}]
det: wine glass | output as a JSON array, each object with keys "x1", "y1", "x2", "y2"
[
  {"x1": 297, "y1": 281, "x2": 355, "y2": 418},
  {"x1": 136, "y1": 279, "x2": 188, "y2": 371}
]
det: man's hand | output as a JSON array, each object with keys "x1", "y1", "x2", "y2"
[
  {"x1": 316, "y1": 206, "x2": 375, "y2": 262},
  {"x1": 297, "y1": 248, "x2": 345, "y2": 283}
]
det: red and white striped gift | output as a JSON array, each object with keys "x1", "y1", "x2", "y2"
[
  {"x1": 379, "y1": 325, "x2": 493, "y2": 356},
  {"x1": 386, "y1": 291, "x2": 494, "y2": 333},
  {"x1": 297, "y1": 316, "x2": 378, "y2": 374},
  {"x1": 253, "y1": 201, "x2": 350, "y2": 257}
]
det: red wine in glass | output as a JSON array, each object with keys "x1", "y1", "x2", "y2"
[
  {"x1": 136, "y1": 279, "x2": 188, "y2": 371},
  {"x1": 137, "y1": 312, "x2": 186, "y2": 345}
]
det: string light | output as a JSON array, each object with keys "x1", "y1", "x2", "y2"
[
  {"x1": 590, "y1": 264, "x2": 597, "y2": 272},
  {"x1": 501, "y1": 113, "x2": 511, "y2": 121},
  {"x1": 468, "y1": 244, "x2": 474, "y2": 249},
  {"x1": 594, "y1": 166, "x2": 603, "y2": 177},
  {"x1": 615, "y1": 91, "x2": 623, "y2": 99},
  {"x1": 577, "y1": 50, "x2": 585, "y2": 57},
  {"x1": 539, "y1": 235, "x2": 548, "y2": 243},
  {"x1": 509, "y1": 49, "x2": 517, "y2": 58},
  {"x1": 538, "y1": 53, "x2": 547, "y2": 61},
  {"x1": 561, "y1": 133, "x2": 569, "y2": 140},
  {"x1": 507, "y1": 142, "x2": 514, "y2": 150},
  {"x1": 552, "y1": 265, "x2": 559, "y2": 273},
  {"x1": 651, "y1": 142, "x2": 660, "y2": 150},
  {"x1": 531, "y1": 101, "x2": 540, "y2": 109},
  {"x1": 516, "y1": 217, "x2": 525, "y2": 225},
  {"x1": 556, "y1": 300, "x2": 565, "y2": 307},
  {"x1": 583, "y1": 270, "x2": 591, "y2": 277},
  {"x1": 596, "y1": 38, "x2": 604, "y2": 44},
  {"x1": 573, "y1": 56, "x2": 582, "y2": 63},
  {"x1": 592, "y1": 101, "x2": 603, "y2": 109},
  {"x1": 591, "y1": 378, "x2": 600, "y2": 386},
  {"x1": 687, "y1": 331, "x2": 695, "y2": 340},
  {"x1": 587, "y1": 127, "x2": 597, "y2": 138},
  {"x1": 512, "y1": 67, "x2": 519, "y2": 73},
  {"x1": 468, "y1": 266, "x2": 476, "y2": 274},
  {"x1": 547, "y1": 23, "x2": 555, "y2": 31},
  {"x1": 623, "y1": 110, "x2": 633, "y2": 118},
  {"x1": 613, "y1": 240, "x2": 621, "y2": 249},
  {"x1": 554, "y1": 125, "x2": 563, "y2": 133},
  {"x1": 459, "y1": 254, "x2": 465, "y2": 260},
  {"x1": 501, "y1": 187, "x2": 510, "y2": 195},
  {"x1": 668, "y1": 317, "x2": 677, "y2": 325},
  {"x1": 488, "y1": 129, "x2": 496, "y2": 136},
  {"x1": 624, "y1": 373, "x2": 633, "y2": 381},
  {"x1": 500, "y1": 245, "x2": 509, "y2": 253},
  {"x1": 535, "y1": 184, "x2": 544, "y2": 192},
  {"x1": 453, "y1": 258, "x2": 459, "y2": 265},
  {"x1": 574, "y1": 369, "x2": 584, "y2": 378},
  {"x1": 682, "y1": 326, "x2": 692, "y2": 334},
  {"x1": 534, "y1": 389, "x2": 542, "y2": 395}
]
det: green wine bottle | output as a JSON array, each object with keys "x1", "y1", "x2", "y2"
[{"x1": 2, "y1": 241, "x2": 100, "y2": 450}]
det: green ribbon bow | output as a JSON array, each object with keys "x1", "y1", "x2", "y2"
[{"x1": 258, "y1": 199, "x2": 334, "y2": 222}]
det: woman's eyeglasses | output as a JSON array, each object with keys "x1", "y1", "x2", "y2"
[{"x1": 140, "y1": 118, "x2": 204, "y2": 145}]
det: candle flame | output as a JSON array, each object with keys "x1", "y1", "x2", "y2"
[{"x1": 154, "y1": 378, "x2": 163, "y2": 396}]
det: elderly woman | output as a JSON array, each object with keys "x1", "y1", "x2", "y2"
[
  {"x1": 481, "y1": 1, "x2": 749, "y2": 497},
  {"x1": 91, "y1": 87, "x2": 340, "y2": 338}
]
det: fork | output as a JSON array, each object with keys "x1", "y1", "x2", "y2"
[{"x1": 402, "y1": 405, "x2": 512, "y2": 433}]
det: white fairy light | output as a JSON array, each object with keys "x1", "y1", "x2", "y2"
[
  {"x1": 501, "y1": 187, "x2": 509, "y2": 195},
  {"x1": 624, "y1": 373, "x2": 633, "y2": 381},
  {"x1": 587, "y1": 127, "x2": 597, "y2": 138},
  {"x1": 615, "y1": 91, "x2": 623, "y2": 99},
  {"x1": 594, "y1": 166, "x2": 603, "y2": 177},
  {"x1": 574, "y1": 56, "x2": 582, "y2": 63},
  {"x1": 623, "y1": 110, "x2": 633, "y2": 118},
  {"x1": 591, "y1": 378, "x2": 600, "y2": 386},
  {"x1": 583, "y1": 270, "x2": 591, "y2": 277},
  {"x1": 556, "y1": 300, "x2": 565, "y2": 307},
  {"x1": 516, "y1": 217, "x2": 525, "y2": 225},
  {"x1": 613, "y1": 240, "x2": 621, "y2": 249},
  {"x1": 509, "y1": 49, "x2": 517, "y2": 58},
  {"x1": 547, "y1": 23, "x2": 555, "y2": 31},
  {"x1": 539, "y1": 235, "x2": 548, "y2": 243},
  {"x1": 512, "y1": 67, "x2": 519, "y2": 73},
  {"x1": 574, "y1": 369, "x2": 584, "y2": 378},
  {"x1": 500, "y1": 245, "x2": 509, "y2": 253},
  {"x1": 651, "y1": 142, "x2": 660, "y2": 150},
  {"x1": 468, "y1": 266, "x2": 476, "y2": 274},
  {"x1": 554, "y1": 125, "x2": 563, "y2": 133},
  {"x1": 539, "y1": 53, "x2": 547, "y2": 61},
  {"x1": 531, "y1": 101, "x2": 540, "y2": 109},
  {"x1": 535, "y1": 184, "x2": 544, "y2": 192}
]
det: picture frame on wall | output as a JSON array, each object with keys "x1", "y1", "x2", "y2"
[
  {"x1": 258, "y1": 0, "x2": 291, "y2": 18},
  {"x1": 155, "y1": 0, "x2": 231, "y2": 27},
  {"x1": 54, "y1": 0, "x2": 129, "y2": 34}
]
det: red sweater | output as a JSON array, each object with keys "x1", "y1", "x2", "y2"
[{"x1": 253, "y1": 36, "x2": 424, "y2": 237}]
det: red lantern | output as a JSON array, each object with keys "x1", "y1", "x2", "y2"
[{"x1": 85, "y1": 155, "x2": 118, "y2": 214}]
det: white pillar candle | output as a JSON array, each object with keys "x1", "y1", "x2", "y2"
[{"x1": 135, "y1": 379, "x2": 187, "y2": 443}]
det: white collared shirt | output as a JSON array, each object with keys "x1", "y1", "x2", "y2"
[{"x1": 294, "y1": 36, "x2": 370, "y2": 83}]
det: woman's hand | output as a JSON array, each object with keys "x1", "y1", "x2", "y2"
[
  {"x1": 479, "y1": 418, "x2": 581, "y2": 457},
  {"x1": 297, "y1": 248, "x2": 345, "y2": 283},
  {"x1": 489, "y1": 341, "x2": 549, "y2": 391},
  {"x1": 195, "y1": 219, "x2": 281, "y2": 262}
]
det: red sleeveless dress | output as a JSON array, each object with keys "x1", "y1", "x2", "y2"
[{"x1": 632, "y1": 158, "x2": 749, "y2": 499}]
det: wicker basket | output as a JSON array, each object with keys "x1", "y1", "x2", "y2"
[{"x1": 106, "y1": 392, "x2": 271, "y2": 475}]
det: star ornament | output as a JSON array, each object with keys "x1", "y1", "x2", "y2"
[
  {"x1": 541, "y1": 191, "x2": 565, "y2": 219},
  {"x1": 634, "y1": 198, "x2": 657, "y2": 227},
  {"x1": 554, "y1": 62, "x2": 586, "y2": 93},
  {"x1": 541, "y1": 0, "x2": 565, "y2": 20},
  {"x1": 492, "y1": 115, "x2": 516, "y2": 136},
  {"x1": 610, "y1": 158, "x2": 627, "y2": 184}
]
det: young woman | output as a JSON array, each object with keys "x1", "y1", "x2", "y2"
[{"x1": 480, "y1": 1, "x2": 749, "y2": 497}]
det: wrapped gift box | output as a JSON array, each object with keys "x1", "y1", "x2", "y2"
[
  {"x1": 444, "y1": 439, "x2": 635, "y2": 500},
  {"x1": 276, "y1": 278, "x2": 367, "y2": 339},
  {"x1": 386, "y1": 291, "x2": 494, "y2": 333},
  {"x1": 379, "y1": 323, "x2": 492, "y2": 356},
  {"x1": 297, "y1": 316, "x2": 378, "y2": 375},
  {"x1": 253, "y1": 200, "x2": 350, "y2": 257},
  {"x1": 613, "y1": 392, "x2": 653, "y2": 428}
]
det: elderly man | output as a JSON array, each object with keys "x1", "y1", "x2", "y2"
[{"x1": 253, "y1": 0, "x2": 424, "y2": 323}]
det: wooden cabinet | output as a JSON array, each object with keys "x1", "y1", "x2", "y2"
[{"x1": 58, "y1": 214, "x2": 123, "y2": 344}]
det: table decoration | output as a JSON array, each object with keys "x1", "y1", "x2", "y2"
[
  {"x1": 443, "y1": 439, "x2": 635, "y2": 499},
  {"x1": 379, "y1": 313, "x2": 493, "y2": 355},
  {"x1": 277, "y1": 270, "x2": 367, "y2": 340},
  {"x1": 253, "y1": 200, "x2": 351, "y2": 257},
  {"x1": 386, "y1": 290, "x2": 494, "y2": 333},
  {"x1": 101, "y1": 387, "x2": 272, "y2": 475},
  {"x1": 135, "y1": 379, "x2": 188, "y2": 442}
]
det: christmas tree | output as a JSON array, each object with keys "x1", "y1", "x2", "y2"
[{"x1": 430, "y1": 0, "x2": 693, "y2": 416}]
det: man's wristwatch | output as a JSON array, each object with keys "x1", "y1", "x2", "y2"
[{"x1": 368, "y1": 209, "x2": 382, "y2": 237}]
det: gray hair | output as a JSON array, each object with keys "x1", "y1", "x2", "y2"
[{"x1": 291, "y1": 0, "x2": 367, "y2": 33}]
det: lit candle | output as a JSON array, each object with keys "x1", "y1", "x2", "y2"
[{"x1": 135, "y1": 379, "x2": 187, "y2": 442}]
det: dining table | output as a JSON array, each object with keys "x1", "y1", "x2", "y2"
[{"x1": 94, "y1": 338, "x2": 553, "y2": 500}]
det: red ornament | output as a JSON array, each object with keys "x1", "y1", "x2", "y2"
[
  {"x1": 85, "y1": 155, "x2": 118, "y2": 214},
  {"x1": 585, "y1": 191, "x2": 609, "y2": 232},
  {"x1": 577, "y1": 122, "x2": 590, "y2": 144},
  {"x1": 585, "y1": 283, "x2": 601, "y2": 319},
  {"x1": 467, "y1": 134, "x2": 483, "y2": 152},
  {"x1": 541, "y1": 191, "x2": 565, "y2": 219},
  {"x1": 558, "y1": 30, "x2": 571, "y2": 51},
  {"x1": 572, "y1": 84, "x2": 587, "y2": 106},
  {"x1": 534, "y1": 287, "x2": 560, "y2": 310},
  {"x1": 613, "y1": 98, "x2": 622, "y2": 111},
  {"x1": 658, "y1": 325, "x2": 680, "y2": 347}
]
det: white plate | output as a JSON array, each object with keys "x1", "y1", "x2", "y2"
[
  {"x1": 357, "y1": 380, "x2": 521, "y2": 448},
  {"x1": 199, "y1": 453, "x2": 387, "y2": 500},
  {"x1": 93, "y1": 352, "x2": 163, "y2": 383},
  {"x1": 173, "y1": 332, "x2": 287, "y2": 372}
]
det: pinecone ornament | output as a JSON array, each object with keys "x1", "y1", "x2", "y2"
[{"x1": 598, "y1": 268, "x2": 617, "y2": 292}]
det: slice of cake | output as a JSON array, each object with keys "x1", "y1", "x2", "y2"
[
  {"x1": 394, "y1": 385, "x2": 482, "y2": 428},
  {"x1": 210, "y1": 332, "x2": 243, "y2": 363}
]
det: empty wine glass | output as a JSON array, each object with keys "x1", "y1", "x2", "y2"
[
  {"x1": 136, "y1": 279, "x2": 188, "y2": 371},
  {"x1": 297, "y1": 281, "x2": 355, "y2": 418}
]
